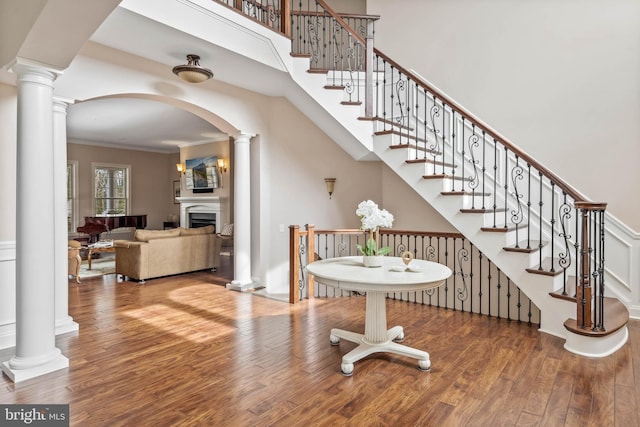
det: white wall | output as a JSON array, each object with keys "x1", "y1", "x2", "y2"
[
  {"x1": 0, "y1": 84, "x2": 16, "y2": 242},
  {"x1": 367, "y1": 0, "x2": 640, "y2": 232},
  {"x1": 0, "y1": 84, "x2": 17, "y2": 348}
]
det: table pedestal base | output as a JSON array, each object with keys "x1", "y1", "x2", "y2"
[{"x1": 330, "y1": 325, "x2": 430, "y2": 376}]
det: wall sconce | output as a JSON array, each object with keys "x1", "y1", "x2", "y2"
[
  {"x1": 217, "y1": 158, "x2": 227, "y2": 173},
  {"x1": 324, "y1": 178, "x2": 336, "y2": 199},
  {"x1": 176, "y1": 163, "x2": 186, "y2": 175}
]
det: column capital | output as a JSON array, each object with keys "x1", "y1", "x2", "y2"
[
  {"x1": 53, "y1": 97, "x2": 75, "y2": 114},
  {"x1": 10, "y1": 57, "x2": 63, "y2": 85},
  {"x1": 233, "y1": 132, "x2": 256, "y2": 144}
]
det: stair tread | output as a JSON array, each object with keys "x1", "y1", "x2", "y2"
[
  {"x1": 480, "y1": 224, "x2": 528, "y2": 232},
  {"x1": 374, "y1": 129, "x2": 429, "y2": 143},
  {"x1": 359, "y1": 116, "x2": 413, "y2": 131},
  {"x1": 324, "y1": 85, "x2": 345, "y2": 90},
  {"x1": 423, "y1": 174, "x2": 472, "y2": 182},
  {"x1": 550, "y1": 275, "x2": 577, "y2": 302},
  {"x1": 525, "y1": 257, "x2": 565, "y2": 276},
  {"x1": 503, "y1": 240, "x2": 547, "y2": 254},
  {"x1": 441, "y1": 191, "x2": 492, "y2": 196},
  {"x1": 460, "y1": 208, "x2": 507, "y2": 214},
  {"x1": 341, "y1": 101, "x2": 362, "y2": 106},
  {"x1": 406, "y1": 158, "x2": 454, "y2": 168},
  {"x1": 563, "y1": 297, "x2": 629, "y2": 337}
]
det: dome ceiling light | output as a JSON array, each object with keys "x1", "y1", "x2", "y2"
[{"x1": 172, "y1": 54, "x2": 213, "y2": 83}]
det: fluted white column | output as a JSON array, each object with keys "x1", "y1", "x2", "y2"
[
  {"x1": 227, "y1": 132, "x2": 256, "y2": 292},
  {"x1": 1, "y1": 62, "x2": 68, "y2": 382},
  {"x1": 53, "y1": 98, "x2": 78, "y2": 335}
]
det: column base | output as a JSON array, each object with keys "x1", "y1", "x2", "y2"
[
  {"x1": 226, "y1": 280, "x2": 259, "y2": 292},
  {"x1": 56, "y1": 317, "x2": 79, "y2": 336},
  {"x1": 1, "y1": 353, "x2": 69, "y2": 383}
]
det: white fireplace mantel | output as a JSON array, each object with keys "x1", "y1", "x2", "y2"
[{"x1": 177, "y1": 196, "x2": 224, "y2": 231}]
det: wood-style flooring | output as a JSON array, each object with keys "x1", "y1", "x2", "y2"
[{"x1": 1, "y1": 256, "x2": 639, "y2": 426}]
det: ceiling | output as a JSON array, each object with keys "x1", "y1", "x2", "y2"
[
  {"x1": 64, "y1": 4, "x2": 290, "y2": 153},
  {"x1": 67, "y1": 98, "x2": 227, "y2": 153}
]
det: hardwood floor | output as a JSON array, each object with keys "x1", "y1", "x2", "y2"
[{"x1": 1, "y1": 258, "x2": 639, "y2": 426}]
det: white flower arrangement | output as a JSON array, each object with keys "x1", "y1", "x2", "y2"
[{"x1": 356, "y1": 200, "x2": 394, "y2": 256}]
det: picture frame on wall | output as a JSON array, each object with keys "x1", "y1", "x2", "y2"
[{"x1": 173, "y1": 180, "x2": 181, "y2": 204}]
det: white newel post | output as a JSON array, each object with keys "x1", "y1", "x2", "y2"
[
  {"x1": 227, "y1": 132, "x2": 255, "y2": 291},
  {"x1": 1, "y1": 62, "x2": 69, "y2": 382},
  {"x1": 53, "y1": 98, "x2": 78, "y2": 335}
]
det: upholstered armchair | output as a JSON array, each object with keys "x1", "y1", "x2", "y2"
[
  {"x1": 68, "y1": 240, "x2": 82, "y2": 284},
  {"x1": 217, "y1": 223, "x2": 234, "y2": 254}
]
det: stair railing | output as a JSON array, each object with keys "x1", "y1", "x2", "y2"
[
  {"x1": 289, "y1": 224, "x2": 541, "y2": 326},
  {"x1": 213, "y1": 0, "x2": 609, "y2": 331}
]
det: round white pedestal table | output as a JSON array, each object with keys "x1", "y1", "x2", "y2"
[{"x1": 306, "y1": 256, "x2": 452, "y2": 376}]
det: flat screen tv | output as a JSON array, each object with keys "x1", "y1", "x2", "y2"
[{"x1": 185, "y1": 155, "x2": 219, "y2": 193}]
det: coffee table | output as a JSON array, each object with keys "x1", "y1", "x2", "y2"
[
  {"x1": 87, "y1": 246, "x2": 116, "y2": 269},
  {"x1": 306, "y1": 256, "x2": 452, "y2": 376}
]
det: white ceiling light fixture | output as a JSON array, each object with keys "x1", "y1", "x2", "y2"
[{"x1": 172, "y1": 54, "x2": 213, "y2": 83}]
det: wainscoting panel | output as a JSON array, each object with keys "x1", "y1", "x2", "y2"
[{"x1": 0, "y1": 240, "x2": 16, "y2": 349}]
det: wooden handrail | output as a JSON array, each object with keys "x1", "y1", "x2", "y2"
[
  {"x1": 372, "y1": 48, "x2": 591, "y2": 204},
  {"x1": 314, "y1": 228, "x2": 464, "y2": 240},
  {"x1": 314, "y1": 0, "x2": 367, "y2": 46},
  {"x1": 290, "y1": 10, "x2": 380, "y2": 21}
]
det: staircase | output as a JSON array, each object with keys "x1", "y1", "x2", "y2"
[{"x1": 213, "y1": 0, "x2": 629, "y2": 357}]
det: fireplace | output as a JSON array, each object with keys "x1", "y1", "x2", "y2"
[
  {"x1": 189, "y1": 212, "x2": 216, "y2": 229},
  {"x1": 177, "y1": 196, "x2": 224, "y2": 233}
]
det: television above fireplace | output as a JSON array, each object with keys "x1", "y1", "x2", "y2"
[{"x1": 185, "y1": 155, "x2": 219, "y2": 193}]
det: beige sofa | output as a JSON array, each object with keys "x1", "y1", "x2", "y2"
[{"x1": 115, "y1": 225, "x2": 222, "y2": 283}]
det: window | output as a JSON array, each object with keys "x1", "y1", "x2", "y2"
[
  {"x1": 93, "y1": 163, "x2": 130, "y2": 215},
  {"x1": 67, "y1": 161, "x2": 78, "y2": 232}
]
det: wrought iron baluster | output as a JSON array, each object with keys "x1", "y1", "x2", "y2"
[
  {"x1": 468, "y1": 124, "x2": 480, "y2": 209},
  {"x1": 478, "y1": 251, "x2": 483, "y2": 315},
  {"x1": 492, "y1": 140, "x2": 498, "y2": 228},
  {"x1": 511, "y1": 156, "x2": 524, "y2": 245},
  {"x1": 538, "y1": 172, "x2": 544, "y2": 269},
  {"x1": 558, "y1": 192, "x2": 573, "y2": 291},
  {"x1": 496, "y1": 268, "x2": 502, "y2": 319},
  {"x1": 503, "y1": 147, "x2": 508, "y2": 228},
  {"x1": 456, "y1": 238, "x2": 470, "y2": 312},
  {"x1": 430, "y1": 96, "x2": 441, "y2": 163},
  {"x1": 574, "y1": 207, "x2": 579, "y2": 297},
  {"x1": 441, "y1": 98, "x2": 446, "y2": 175},
  {"x1": 481, "y1": 131, "x2": 486, "y2": 210},
  {"x1": 444, "y1": 237, "x2": 449, "y2": 307},
  {"x1": 507, "y1": 278, "x2": 512, "y2": 321},
  {"x1": 526, "y1": 164, "x2": 532, "y2": 249},
  {"x1": 478, "y1": 252, "x2": 484, "y2": 313},
  {"x1": 550, "y1": 182, "x2": 556, "y2": 272},
  {"x1": 297, "y1": 235, "x2": 307, "y2": 301},
  {"x1": 470, "y1": 242, "x2": 474, "y2": 313},
  {"x1": 517, "y1": 288, "x2": 522, "y2": 323},
  {"x1": 598, "y1": 209, "x2": 606, "y2": 331},
  {"x1": 451, "y1": 110, "x2": 457, "y2": 182}
]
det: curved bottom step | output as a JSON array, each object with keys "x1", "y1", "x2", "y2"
[{"x1": 564, "y1": 325, "x2": 629, "y2": 358}]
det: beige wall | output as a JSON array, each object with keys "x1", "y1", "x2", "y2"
[
  {"x1": 67, "y1": 142, "x2": 179, "y2": 231},
  {"x1": 367, "y1": 0, "x2": 640, "y2": 232},
  {"x1": 325, "y1": 0, "x2": 366, "y2": 14}
]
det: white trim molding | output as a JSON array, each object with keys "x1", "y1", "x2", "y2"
[{"x1": 604, "y1": 212, "x2": 640, "y2": 319}]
